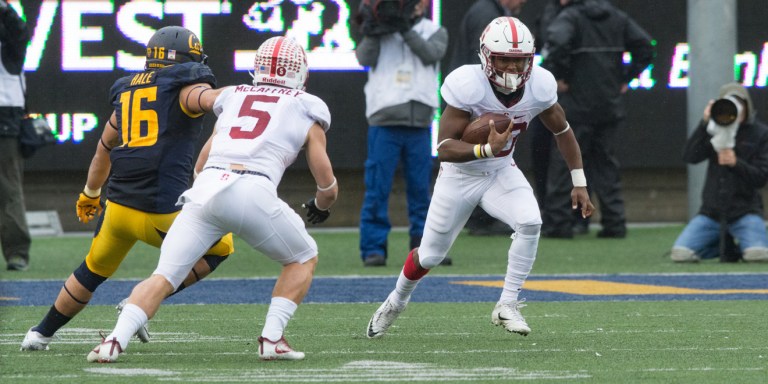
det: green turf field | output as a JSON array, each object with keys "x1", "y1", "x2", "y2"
[{"x1": 2, "y1": 226, "x2": 767, "y2": 383}]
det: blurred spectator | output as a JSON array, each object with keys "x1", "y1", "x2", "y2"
[
  {"x1": 540, "y1": 0, "x2": 653, "y2": 239},
  {"x1": 448, "y1": 0, "x2": 527, "y2": 236},
  {"x1": 671, "y1": 83, "x2": 768, "y2": 263},
  {"x1": 356, "y1": 0, "x2": 448, "y2": 267},
  {"x1": 528, "y1": 0, "x2": 581, "y2": 229},
  {"x1": 0, "y1": 0, "x2": 32, "y2": 271},
  {"x1": 447, "y1": 0, "x2": 526, "y2": 74}
]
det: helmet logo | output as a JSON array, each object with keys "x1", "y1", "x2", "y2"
[
  {"x1": 252, "y1": 36, "x2": 308, "y2": 90},
  {"x1": 187, "y1": 35, "x2": 202, "y2": 56}
]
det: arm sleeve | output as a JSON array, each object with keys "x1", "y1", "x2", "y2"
[
  {"x1": 401, "y1": 26, "x2": 448, "y2": 65},
  {"x1": 542, "y1": 13, "x2": 577, "y2": 80},
  {"x1": 682, "y1": 120, "x2": 714, "y2": 164},
  {"x1": 355, "y1": 35, "x2": 381, "y2": 68},
  {"x1": 0, "y1": 5, "x2": 31, "y2": 73},
  {"x1": 731, "y1": 128, "x2": 768, "y2": 188},
  {"x1": 623, "y1": 17, "x2": 654, "y2": 82}
]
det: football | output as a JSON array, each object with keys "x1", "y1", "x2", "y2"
[{"x1": 461, "y1": 113, "x2": 512, "y2": 144}]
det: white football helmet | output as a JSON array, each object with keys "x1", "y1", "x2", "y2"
[
  {"x1": 252, "y1": 37, "x2": 308, "y2": 90},
  {"x1": 479, "y1": 17, "x2": 535, "y2": 94}
]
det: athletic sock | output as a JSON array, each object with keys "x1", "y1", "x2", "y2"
[
  {"x1": 108, "y1": 303, "x2": 148, "y2": 350},
  {"x1": 391, "y1": 250, "x2": 429, "y2": 306},
  {"x1": 499, "y1": 232, "x2": 538, "y2": 303},
  {"x1": 261, "y1": 297, "x2": 297, "y2": 341},
  {"x1": 33, "y1": 305, "x2": 72, "y2": 337}
]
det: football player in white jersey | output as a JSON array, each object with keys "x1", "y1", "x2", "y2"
[
  {"x1": 87, "y1": 37, "x2": 338, "y2": 363},
  {"x1": 367, "y1": 17, "x2": 594, "y2": 338}
]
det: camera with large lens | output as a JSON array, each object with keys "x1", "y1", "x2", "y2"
[
  {"x1": 710, "y1": 97, "x2": 740, "y2": 126},
  {"x1": 357, "y1": 0, "x2": 421, "y2": 36},
  {"x1": 706, "y1": 95, "x2": 743, "y2": 151}
]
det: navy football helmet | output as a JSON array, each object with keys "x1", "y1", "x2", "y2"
[{"x1": 145, "y1": 26, "x2": 208, "y2": 70}]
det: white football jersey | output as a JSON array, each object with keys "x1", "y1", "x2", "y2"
[
  {"x1": 208, "y1": 84, "x2": 331, "y2": 185},
  {"x1": 441, "y1": 64, "x2": 557, "y2": 173}
]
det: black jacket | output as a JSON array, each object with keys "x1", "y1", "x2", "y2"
[
  {"x1": 447, "y1": 0, "x2": 508, "y2": 75},
  {"x1": 542, "y1": 0, "x2": 653, "y2": 123},
  {"x1": 0, "y1": 3, "x2": 31, "y2": 137},
  {"x1": 684, "y1": 119, "x2": 768, "y2": 222}
]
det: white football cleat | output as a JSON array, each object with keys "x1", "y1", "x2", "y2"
[
  {"x1": 258, "y1": 336, "x2": 305, "y2": 361},
  {"x1": 86, "y1": 334, "x2": 123, "y2": 363},
  {"x1": 20, "y1": 328, "x2": 52, "y2": 351},
  {"x1": 366, "y1": 295, "x2": 406, "y2": 339},
  {"x1": 491, "y1": 299, "x2": 531, "y2": 336},
  {"x1": 116, "y1": 298, "x2": 150, "y2": 343}
]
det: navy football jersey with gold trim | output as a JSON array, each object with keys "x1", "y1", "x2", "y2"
[{"x1": 106, "y1": 62, "x2": 216, "y2": 213}]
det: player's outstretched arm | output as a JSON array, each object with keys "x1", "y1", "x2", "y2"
[
  {"x1": 77, "y1": 112, "x2": 119, "y2": 223},
  {"x1": 303, "y1": 123, "x2": 338, "y2": 224},
  {"x1": 180, "y1": 84, "x2": 230, "y2": 115},
  {"x1": 539, "y1": 103, "x2": 594, "y2": 218},
  {"x1": 539, "y1": 103, "x2": 582, "y2": 169}
]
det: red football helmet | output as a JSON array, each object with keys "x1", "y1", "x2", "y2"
[{"x1": 479, "y1": 17, "x2": 535, "y2": 94}]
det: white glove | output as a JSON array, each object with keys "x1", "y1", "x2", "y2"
[
  {"x1": 707, "y1": 119, "x2": 738, "y2": 151},
  {"x1": 706, "y1": 95, "x2": 743, "y2": 151}
]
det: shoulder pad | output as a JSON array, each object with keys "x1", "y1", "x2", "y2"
[
  {"x1": 300, "y1": 92, "x2": 331, "y2": 131},
  {"x1": 163, "y1": 62, "x2": 217, "y2": 88},
  {"x1": 530, "y1": 66, "x2": 557, "y2": 104},
  {"x1": 443, "y1": 65, "x2": 485, "y2": 107},
  {"x1": 108, "y1": 76, "x2": 133, "y2": 104}
]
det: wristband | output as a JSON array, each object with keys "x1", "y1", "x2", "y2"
[
  {"x1": 83, "y1": 185, "x2": 101, "y2": 198},
  {"x1": 570, "y1": 169, "x2": 587, "y2": 187},
  {"x1": 313, "y1": 197, "x2": 330, "y2": 211},
  {"x1": 317, "y1": 177, "x2": 337, "y2": 192},
  {"x1": 473, "y1": 144, "x2": 483, "y2": 159},
  {"x1": 483, "y1": 143, "x2": 493, "y2": 158}
]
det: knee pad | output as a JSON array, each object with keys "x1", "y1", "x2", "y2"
[
  {"x1": 515, "y1": 223, "x2": 541, "y2": 237},
  {"x1": 743, "y1": 247, "x2": 768, "y2": 262},
  {"x1": 73, "y1": 261, "x2": 108, "y2": 292},
  {"x1": 670, "y1": 247, "x2": 700, "y2": 263},
  {"x1": 203, "y1": 254, "x2": 228, "y2": 272}
]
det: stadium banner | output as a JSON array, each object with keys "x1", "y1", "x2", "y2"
[{"x1": 11, "y1": 0, "x2": 767, "y2": 170}]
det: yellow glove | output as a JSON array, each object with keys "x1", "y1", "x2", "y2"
[{"x1": 76, "y1": 192, "x2": 103, "y2": 224}]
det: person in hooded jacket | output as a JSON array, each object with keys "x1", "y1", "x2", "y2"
[
  {"x1": 539, "y1": 0, "x2": 653, "y2": 239},
  {"x1": 670, "y1": 83, "x2": 768, "y2": 263}
]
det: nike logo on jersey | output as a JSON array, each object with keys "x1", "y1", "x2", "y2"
[{"x1": 513, "y1": 115, "x2": 525, "y2": 119}]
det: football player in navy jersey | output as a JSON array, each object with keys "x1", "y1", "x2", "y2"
[{"x1": 21, "y1": 26, "x2": 233, "y2": 351}]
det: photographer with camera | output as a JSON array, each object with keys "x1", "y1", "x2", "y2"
[
  {"x1": 355, "y1": 0, "x2": 448, "y2": 267},
  {"x1": 670, "y1": 83, "x2": 768, "y2": 263}
]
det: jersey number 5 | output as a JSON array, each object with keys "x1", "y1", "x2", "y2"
[
  {"x1": 119, "y1": 87, "x2": 159, "y2": 147},
  {"x1": 230, "y1": 94, "x2": 280, "y2": 139}
]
